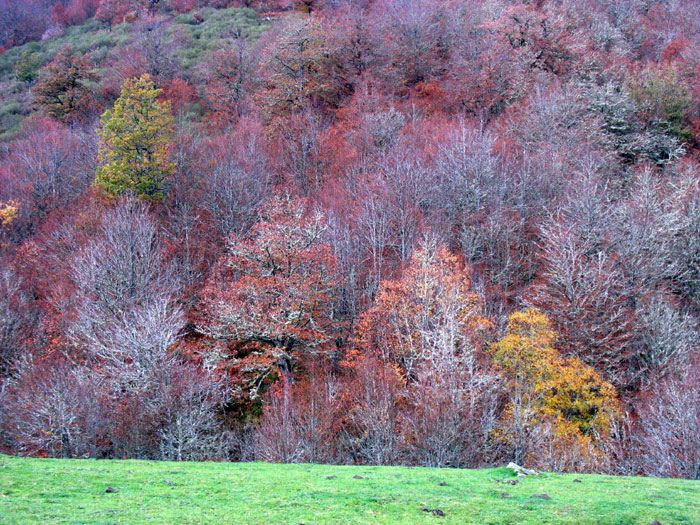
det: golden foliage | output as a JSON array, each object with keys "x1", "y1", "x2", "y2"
[
  {"x1": 491, "y1": 308, "x2": 619, "y2": 470},
  {"x1": 0, "y1": 200, "x2": 20, "y2": 228}
]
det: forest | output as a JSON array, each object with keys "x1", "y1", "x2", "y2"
[{"x1": 0, "y1": 0, "x2": 698, "y2": 481}]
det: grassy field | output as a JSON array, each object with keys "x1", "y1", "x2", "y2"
[{"x1": 0, "y1": 455, "x2": 698, "y2": 524}]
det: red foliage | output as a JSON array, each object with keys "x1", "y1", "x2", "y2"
[
  {"x1": 198, "y1": 194, "x2": 344, "y2": 399},
  {"x1": 162, "y1": 77, "x2": 197, "y2": 115},
  {"x1": 3, "y1": 0, "x2": 700, "y2": 473},
  {"x1": 52, "y1": 0, "x2": 99, "y2": 27}
]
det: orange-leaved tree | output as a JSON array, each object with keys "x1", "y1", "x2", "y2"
[
  {"x1": 354, "y1": 240, "x2": 491, "y2": 380},
  {"x1": 351, "y1": 240, "x2": 498, "y2": 467},
  {"x1": 198, "y1": 194, "x2": 343, "y2": 399}
]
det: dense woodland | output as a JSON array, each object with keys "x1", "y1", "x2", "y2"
[{"x1": 0, "y1": 0, "x2": 699, "y2": 480}]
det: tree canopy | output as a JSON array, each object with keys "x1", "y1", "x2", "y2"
[{"x1": 96, "y1": 74, "x2": 175, "y2": 201}]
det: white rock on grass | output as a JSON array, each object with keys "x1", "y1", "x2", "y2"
[{"x1": 506, "y1": 462, "x2": 539, "y2": 477}]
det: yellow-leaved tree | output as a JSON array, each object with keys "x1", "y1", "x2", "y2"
[
  {"x1": 490, "y1": 308, "x2": 618, "y2": 472},
  {"x1": 0, "y1": 200, "x2": 19, "y2": 228},
  {"x1": 96, "y1": 74, "x2": 175, "y2": 201}
]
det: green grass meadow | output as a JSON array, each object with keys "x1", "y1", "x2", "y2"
[{"x1": 0, "y1": 454, "x2": 698, "y2": 524}]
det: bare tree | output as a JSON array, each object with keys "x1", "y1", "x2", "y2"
[
  {"x1": 433, "y1": 122, "x2": 535, "y2": 312},
  {"x1": 352, "y1": 178, "x2": 396, "y2": 295},
  {"x1": 68, "y1": 198, "x2": 183, "y2": 387},
  {"x1": 195, "y1": 127, "x2": 271, "y2": 238},
  {"x1": 402, "y1": 330, "x2": 501, "y2": 468},
  {"x1": 1, "y1": 355, "x2": 106, "y2": 458},
  {"x1": 255, "y1": 366, "x2": 341, "y2": 464},
  {"x1": 435, "y1": 123, "x2": 505, "y2": 231},
  {"x1": 0, "y1": 121, "x2": 96, "y2": 243},
  {"x1": 0, "y1": 267, "x2": 35, "y2": 376},
  {"x1": 343, "y1": 357, "x2": 403, "y2": 466},
  {"x1": 670, "y1": 166, "x2": 700, "y2": 309},
  {"x1": 156, "y1": 362, "x2": 230, "y2": 462},
  {"x1": 529, "y1": 220, "x2": 636, "y2": 386},
  {"x1": 347, "y1": 140, "x2": 434, "y2": 296},
  {"x1": 611, "y1": 168, "x2": 684, "y2": 305},
  {"x1": 636, "y1": 362, "x2": 700, "y2": 479},
  {"x1": 634, "y1": 293, "x2": 699, "y2": 382},
  {"x1": 373, "y1": 0, "x2": 445, "y2": 87},
  {"x1": 377, "y1": 147, "x2": 435, "y2": 262},
  {"x1": 204, "y1": 30, "x2": 258, "y2": 121},
  {"x1": 136, "y1": 18, "x2": 179, "y2": 81}
]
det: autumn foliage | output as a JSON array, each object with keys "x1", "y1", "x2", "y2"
[
  {"x1": 198, "y1": 194, "x2": 343, "y2": 400},
  {"x1": 33, "y1": 46, "x2": 97, "y2": 123},
  {"x1": 1, "y1": 0, "x2": 699, "y2": 478},
  {"x1": 490, "y1": 309, "x2": 618, "y2": 471}
]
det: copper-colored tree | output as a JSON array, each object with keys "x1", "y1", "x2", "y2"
[{"x1": 199, "y1": 194, "x2": 343, "y2": 398}]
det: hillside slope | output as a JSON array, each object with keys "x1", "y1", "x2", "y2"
[
  {"x1": 1, "y1": 455, "x2": 698, "y2": 524},
  {"x1": 0, "y1": 7, "x2": 266, "y2": 140}
]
